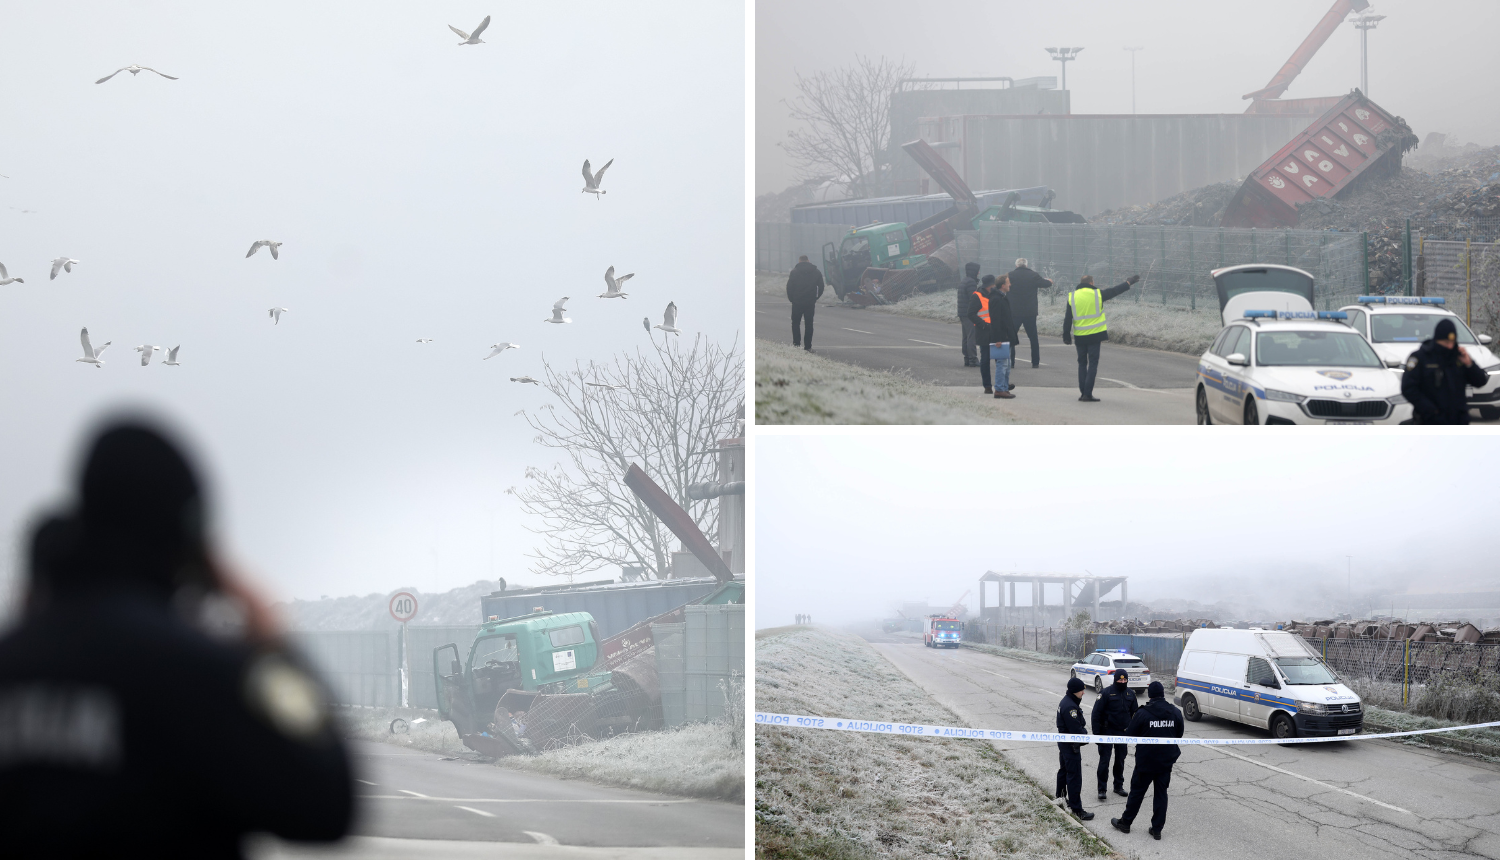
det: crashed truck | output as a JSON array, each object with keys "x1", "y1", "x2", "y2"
[
  {"x1": 432, "y1": 464, "x2": 744, "y2": 757},
  {"x1": 824, "y1": 138, "x2": 1083, "y2": 306}
]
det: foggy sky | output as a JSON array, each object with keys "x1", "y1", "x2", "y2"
[
  {"x1": 755, "y1": 433, "x2": 1500, "y2": 628},
  {"x1": 0, "y1": 3, "x2": 744, "y2": 610},
  {"x1": 756, "y1": 0, "x2": 1500, "y2": 194}
]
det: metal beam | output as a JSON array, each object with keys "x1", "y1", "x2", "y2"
[{"x1": 623, "y1": 465, "x2": 733, "y2": 582}]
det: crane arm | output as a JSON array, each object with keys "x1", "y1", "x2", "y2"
[{"x1": 1242, "y1": 0, "x2": 1369, "y2": 101}]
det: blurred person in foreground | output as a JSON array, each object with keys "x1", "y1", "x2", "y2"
[
  {"x1": 1400, "y1": 316, "x2": 1488, "y2": 424},
  {"x1": 0, "y1": 420, "x2": 353, "y2": 859},
  {"x1": 785, "y1": 255, "x2": 825, "y2": 352},
  {"x1": 1062, "y1": 274, "x2": 1139, "y2": 403},
  {"x1": 1111, "y1": 681, "x2": 1184, "y2": 841}
]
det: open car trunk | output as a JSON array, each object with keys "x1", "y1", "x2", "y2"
[{"x1": 1214, "y1": 264, "x2": 1317, "y2": 326}]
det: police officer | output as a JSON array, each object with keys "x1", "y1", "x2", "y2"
[
  {"x1": 1090, "y1": 668, "x2": 1138, "y2": 800},
  {"x1": 1401, "y1": 317, "x2": 1489, "y2": 424},
  {"x1": 1054, "y1": 677, "x2": 1094, "y2": 820},
  {"x1": 1111, "y1": 681, "x2": 1184, "y2": 841},
  {"x1": 0, "y1": 421, "x2": 353, "y2": 857}
]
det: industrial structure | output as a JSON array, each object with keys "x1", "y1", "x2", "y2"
[{"x1": 977, "y1": 571, "x2": 1129, "y2": 626}]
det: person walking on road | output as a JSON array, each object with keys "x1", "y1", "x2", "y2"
[
  {"x1": 786, "y1": 255, "x2": 825, "y2": 352},
  {"x1": 0, "y1": 421, "x2": 353, "y2": 857},
  {"x1": 1006, "y1": 258, "x2": 1052, "y2": 369},
  {"x1": 1401, "y1": 317, "x2": 1488, "y2": 424},
  {"x1": 1062, "y1": 274, "x2": 1139, "y2": 402},
  {"x1": 964, "y1": 275, "x2": 996, "y2": 393},
  {"x1": 958, "y1": 262, "x2": 981, "y2": 367},
  {"x1": 988, "y1": 274, "x2": 1017, "y2": 399},
  {"x1": 1111, "y1": 681, "x2": 1184, "y2": 841},
  {"x1": 1055, "y1": 677, "x2": 1094, "y2": 820},
  {"x1": 1090, "y1": 669, "x2": 1138, "y2": 800}
]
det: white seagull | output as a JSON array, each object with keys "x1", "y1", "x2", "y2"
[
  {"x1": 545, "y1": 297, "x2": 572, "y2": 324},
  {"x1": 449, "y1": 15, "x2": 490, "y2": 45},
  {"x1": 134, "y1": 344, "x2": 161, "y2": 366},
  {"x1": 510, "y1": 376, "x2": 540, "y2": 385},
  {"x1": 0, "y1": 262, "x2": 22, "y2": 285},
  {"x1": 416, "y1": 338, "x2": 433, "y2": 343},
  {"x1": 641, "y1": 316, "x2": 650, "y2": 334},
  {"x1": 163, "y1": 345, "x2": 182, "y2": 366},
  {"x1": 581, "y1": 159, "x2": 612, "y2": 199},
  {"x1": 484, "y1": 342, "x2": 519, "y2": 359},
  {"x1": 77, "y1": 328, "x2": 110, "y2": 367},
  {"x1": 95, "y1": 65, "x2": 178, "y2": 84},
  {"x1": 269, "y1": 307, "x2": 288, "y2": 324},
  {"x1": 585, "y1": 381, "x2": 628, "y2": 392},
  {"x1": 247, "y1": 240, "x2": 283, "y2": 260},
  {"x1": 50, "y1": 257, "x2": 79, "y2": 280},
  {"x1": 599, "y1": 266, "x2": 633, "y2": 299},
  {"x1": 652, "y1": 302, "x2": 680, "y2": 336}
]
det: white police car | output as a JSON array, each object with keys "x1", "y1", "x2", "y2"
[
  {"x1": 1196, "y1": 264, "x2": 1409, "y2": 424},
  {"x1": 1070, "y1": 649, "x2": 1151, "y2": 693},
  {"x1": 1338, "y1": 296, "x2": 1500, "y2": 420}
]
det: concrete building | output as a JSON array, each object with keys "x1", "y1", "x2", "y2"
[{"x1": 978, "y1": 571, "x2": 1128, "y2": 626}]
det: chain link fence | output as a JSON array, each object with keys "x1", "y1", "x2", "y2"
[
  {"x1": 966, "y1": 623, "x2": 1092, "y2": 659},
  {"x1": 1307, "y1": 636, "x2": 1500, "y2": 714},
  {"x1": 755, "y1": 222, "x2": 851, "y2": 273}
]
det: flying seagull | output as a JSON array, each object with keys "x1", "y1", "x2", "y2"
[
  {"x1": 0, "y1": 262, "x2": 22, "y2": 285},
  {"x1": 510, "y1": 376, "x2": 540, "y2": 385},
  {"x1": 581, "y1": 159, "x2": 612, "y2": 199},
  {"x1": 652, "y1": 301, "x2": 680, "y2": 336},
  {"x1": 50, "y1": 257, "x2": 79, "y2": 280},
  {"x1": 77, "y1": 328, "x2": 110, "y2": 368},
  {"x1": 416, "y1": 338, "x2": 433, "y2": 343},
  {"x1": 95, "y1": 65, "x2": 178, "y2": 84},
  {"x1": 134, "y1": 344, "x2": 161, "y2": 366},
  {"x1": 246, "y1": 240, "x2": 282, "y2": 260},
  {"x1": 448, "y1": 15, "x2": 490, "y2": 45},
  {"x1": 585, "y1": 381, "x2": 628, "y2": 392},
  {"x1": 268, "y1": 307, "x2": 288, "y2": 324},
  {"x1": 163, "y1": 345, "x2": 182, "y2": 366},
  {"x1": 545, "y1": 297, "x2": 572, "y2": 324},
  {"x1": 484, "y1": 342, "x2": 519, "y2": 359},
  {"x1": 599, "y1": 266, "x2": 633, "y2": 299}
]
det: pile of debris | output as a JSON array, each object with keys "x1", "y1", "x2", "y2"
[
  {"x1": 1090, "y1": 618, "x2": 1219, "y2": 634},
  {"x1": 1283, "y1": 618, "x2": 1500, "y2": 643},
  {"x1": 1294, "y1": 144, "x2": 1500, "y2": 242},
  {"x1": 1090, "y1": 182, "x2": 1241, "y2": 227}
]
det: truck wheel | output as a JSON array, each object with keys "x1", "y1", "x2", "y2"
[
  {"x1": 1244, "y1": 397, "x2": 1260, "y2": 425},
  {"x1": 1196, "y1": 386, "x2": 1212, "y2": 424},
  {"x1": 1181, "y1": 694, "x2": 1201, "y2": 722},
  {"x1": 1271, "y1": 713, "x2": 1297, "y2": 740}
]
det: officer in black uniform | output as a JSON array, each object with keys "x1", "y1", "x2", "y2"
[
  {"x1": 1401, "y1": 317, "x2": 1489, "y2": 424},
  {"x1": 0, "y1": 422, "x2": 353, "y2": 858},
  {"x1": 1090, "y1": 668, "x2": 1138, "y2": 800},
  {"x1": 1111, "y1": 681, "x2": 1184, "y2": 840},
  {"x1": 1054, "y1": 677, "x2": 1093, "y2": 820}
]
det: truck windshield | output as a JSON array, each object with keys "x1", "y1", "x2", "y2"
[
  {"x1": 1371, "y1": 313, "x2": 1478, "y2": 344},
  {"x1": 934, "y1": 621, "x2": 961, "y2": 631},
  {"x1": 1274, "y1": 657, "x2": 1338, "y2": 685},
  {"x1": 1255, "y1": 331, "x2": 1382, "y2": 367},
  {"x1": 474, "y1": 635, "x2": 518, "y2": 667}
]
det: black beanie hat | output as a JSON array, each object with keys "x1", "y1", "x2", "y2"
[
  {"x1": 1114, "y1": 668, "x2": 1129, "y2": 683},
  {"x1": 1067, "y1": 677, "x2": 1086, "y2": 694},
  {"x1": 1147, "y1": 681, "x2": 1165, "y2": 699},
  {"x1": 965, "y1": 262, "x2": 980, "y2": 276},
  {"x1": 1434, "y1": 317, "x2": 1457, "y2": 341},
  {"x1": 981, "y1": 274, "x2": 997, "y2": 287}
]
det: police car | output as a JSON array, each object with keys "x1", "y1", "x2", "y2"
[
  {"x1": 1070, "y1": 649, "x2": 1152, "y2": 693},
  {"x1": 1338, "y1": 296, "x2": 1500, "y2": 420},
  {"x1": 1196, "y1": 264, "x2": 1409, "y2": 424}
]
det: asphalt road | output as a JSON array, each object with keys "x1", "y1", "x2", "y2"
[
  {"x1": 249, "y1": 741, "x2": 743, "y2": 859},
  {"x1": 867, "y1": 638, "x2": 1500, "y2": 859},
  {"x1": 756, "y1": 294, "x2": 1199, "y2": 424}
]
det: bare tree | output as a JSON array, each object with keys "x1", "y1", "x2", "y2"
[
  {"x1": 781, "y1": 55, "x2": 916, "y2": 199},
  {"x1": 507, "y1": 336, "x2": 743, "y2": 580}
]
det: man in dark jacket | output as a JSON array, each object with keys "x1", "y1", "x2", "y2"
[
  {"x1": 958, "y1": 262, "x2": 981, "y2": 366},
  {"x1": 987, "y1": 275, "x2": 1017, "y2": 399},
  {"x1": 1054, "y1": 677, "x2": 1094, "y2": 820},
  {"x1": 1090, "y1": 669, "x2": 1138, "y2": 800},
  {"x1": 1111, "y1": 681, "x2": 1184, "y2": 841},
  {"x1": 1062, "y1": 274, "x2": 1140, "y2": 402},
  {"x1": 0, "y1": 422, "x2": 353, "y2": 858},
  {"x1": 1005, "y1": 258, "x2": 1052, "y2": 369},
  {"x1": 1401, "y1": 317, "x2": 1489, "y2": 424},
  {"x1": 963, "y1": 275, "x2": 997, "y2": 393},
  {"x1": 785, "y1": 255, "x2": 825, "y2": 351}
]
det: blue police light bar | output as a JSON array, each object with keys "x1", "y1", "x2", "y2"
[
  {"x1": 1244, "y1": 310, "x2": 1348, "y2": 320},
  {"x1": 1357, "y1": 296, "x2": 1445, "y2": 305}
]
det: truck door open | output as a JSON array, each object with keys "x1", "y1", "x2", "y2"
[{"x1": 432, "y1": 643, "x2": 463, "y2": 724}]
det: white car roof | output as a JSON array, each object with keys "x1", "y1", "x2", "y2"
[{"x1": 1341, "y1": 303, "x2": 1456, "y2": 316}]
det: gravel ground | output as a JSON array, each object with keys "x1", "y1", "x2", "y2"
[
  {"x1": 754, "y1": 339, "x2": 1028, "y2": 425},
  {"x1": 755, "y1": 627, "x2": 1114, "y2": 860}
]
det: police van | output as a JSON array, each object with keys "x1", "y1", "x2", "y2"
[
  {"x1": 1337, "y1": 296, "x2": 1500, "y2": 420},
  {"x1": 1070, "y1": 649, "x2": 1151, "y2": 692},
  {"x1": 1174, "y1": 628, "x2": 1362, "y2": 739}
]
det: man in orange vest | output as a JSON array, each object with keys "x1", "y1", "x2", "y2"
[{"x1": 963, "y1": 276, "x2": 997, "y2": 393}]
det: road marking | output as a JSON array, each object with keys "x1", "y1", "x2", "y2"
[
  {"x1": 909, "y1": 339, "x2": 950, "y2": 347},
  {"x1": 525, "y1": 831, "x2": 561, "y2": 845},
  {"x1": 969, "y1": 665, "x2": 1057, "y2": 697},
  {"x1": 355, "y1": 779, "x2": 378, "y2": 786},
  {"x1": 1212, "y1": 747, "x2": 1411, "y2": 814},
  {"x1": 1098, "y1": 376, "x2": 1174, "y2": 394},
  {"x1": 842, "y1": 328, "x2": 872, "y2": 334},
  {"x1": 361, "y1": 796, "x2": 694, "y2": 804},
  {"x1": 456, "y1": 805, "x2": 495, "y2": 818},
  {"x1": 398, "y1": 790, "x2": 430, "y2": 798}
]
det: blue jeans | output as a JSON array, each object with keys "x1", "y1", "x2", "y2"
[{"x1": 991, "y1": 342, "x2": 1012, "y2": 391}]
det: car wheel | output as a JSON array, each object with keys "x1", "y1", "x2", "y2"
[
  {"x1": 1182, "y1": 694, "x2": 1201, "y2": 722},
  {"x1": 1071, "y1": 669, "x2": 1078, "y2": 681},
  {"x1": 1094, "y1": 675, "x2": 1104, "y2": 694},
  {"x1": 1271, "y1": 713, "x2": 1297, "y2": 740},
  {"x1": 1196, "y1": 386, "x2": 1213, "y2": 424},
  {"x1": 1244, "y1": 396, "x2": 1260, "y2": 425},
  {"x1": 1479, "y1": 406, "x2": 1500, "y2": 421}
]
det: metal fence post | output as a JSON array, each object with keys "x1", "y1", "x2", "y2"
[
  {"x1": 1160, "y1": 227, "x2": 1167, "y2": 306},
  {"x1": 1189, "y1": 231, "x2": 1196, "y2": 311},
  {"x1": 1285, "y1": 228, "x2": 1292, "y2": 267},
  {"x1": 1403, "y1": 638, "x2": 1410, "y2": 707},
  {"x1": 1108, "y1": 227, "x2": 1114, "y2": 284},
  {"x1": 1362, "y1": 232, "x2": 1369, "y2": 293},
  {"x1": 1404, "y1": 219, "x2": 1413, "y2": 296},
  {"x1": 1133, "y1": 229, "x2": 1141, "y2": 303},
  {"x1": 1467, "y1": 238, "x2": 1473, "y2": 326}
]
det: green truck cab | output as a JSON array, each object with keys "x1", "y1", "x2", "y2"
[{"x1": 822, "y1": 223, "x2": 926, "y2": 298}]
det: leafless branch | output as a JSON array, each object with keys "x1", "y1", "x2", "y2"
[{"x1": 780, "y1": 55, "x2": 917, "y2": 199}]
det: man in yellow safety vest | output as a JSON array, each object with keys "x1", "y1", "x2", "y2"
[{"x1": 1062, "y1": 274, "x2": 1140, "y2": 402}]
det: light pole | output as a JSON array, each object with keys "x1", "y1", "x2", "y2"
[
  {"x1": 1352, "y1": 10, "x2": 1385, "y2": 95},
  {"x1": 1045, "y1": 47, "x2": 1084, "y2": 111},
  {"x1": 1123, "y1": 47, "x2": 1144, "y2": 114}
]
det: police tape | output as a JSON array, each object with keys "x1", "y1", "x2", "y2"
[{"x1": 754, "y1": 711, "x2": 1500, "y2": 746}]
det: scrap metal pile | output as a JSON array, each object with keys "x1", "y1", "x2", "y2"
[{"x1": 1282, "y1": 618, "x2": 1500, "y2": 643}]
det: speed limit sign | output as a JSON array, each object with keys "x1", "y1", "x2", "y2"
[{"x1": 389, "y1": 592, "x2": 418, "y2": 622}]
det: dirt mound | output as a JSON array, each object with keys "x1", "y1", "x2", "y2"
[{"x1": 1090, "y1": 181, "x2": 1241, "y2": 227}]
